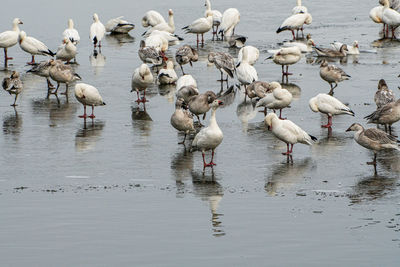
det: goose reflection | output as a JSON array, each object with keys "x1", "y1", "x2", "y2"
[
  {"x1": 171, "y1": 147, "x2": 193, "y2": 198},
  {"x1": 131, "y1": 106, "x2": 152, "y2": 136},
  {"x1": 265, "y1": 157, "x2": 313, "y2": 195},
  {"x1": 308, "y1": 56, "x2": 349, "y2": 66},
  {"x1": 75, "y1": 120, "x2": 105, "y2": 151},
  {"x1": 313, "y1": 130, "x2": 351, "y2": 155},
  {"x1": 30, "y1": 96, "x2": 78, "y2": 125},
  {"x1": 3, "y1": 107, "x2": 22, "y2": 139},
  {"x1": 158, "y1": 84, "x2": 176, "y2": 103},
  {"x1": 217, "y1": 85, "x2": 236, "y2": 108},
  {"x1": 191, "y1": 170, "x2": 225, "y2": 237},
  {"x1": 90, "y1": 50, "x2": 106, "y2": 75},
  {"x1": 281, "y1": 82, "x2": 301, "y2": 100},
  {"x1": 105, "y1": 33, "x2": 135, "y2": 47},
  {"x1": 236, "y1": 97, "x2": 257, "y2": 132}
]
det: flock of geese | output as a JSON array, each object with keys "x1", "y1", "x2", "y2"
[{"x1": 0, "y1": 0, "x2": 400, "y2": 172}]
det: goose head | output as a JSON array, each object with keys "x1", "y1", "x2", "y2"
[
  {"x1": 175, "y1": 98, "x2": 186, "y2": 109},
  {"x1": 168, "y1": 9, "x2": 174, "y2": 17},
  {"x1": 93, "y1": 13, "x2": 100, "y2": 22},
  {"x1": 378, "y1": 79, "x2": 387, "y2": 90},
  {"x1": 306, "y1": 33, "x2": 311, "y2": 40},
  {"x1": 353, "y1": 40, "x2": 359, "y2": 49},
  {"x1": 320, "y1": 60, "x2": 328, "y2": 68},
  {"x1": 346, "y1": 123, "x2": 364, "y2": 132},
  {"x1": 268, "y1": 81, "x2": 282, "y2": 91},
  {"x1": 13, "y1": 18, "x2": 23, "y2": 26},
  {"x1": 208, "y1": 52, "x2": 216, "y2": 63},
  {"x1": 11, "y1": 71, "x2": 20, "y2": 79},
  {"x1": 205, "y1": 91, "x2": 217, "y2": 103},
  {"x1": 264, "y1": 113, "x2": 278, "y2": 127},
  {"x1": 304, "y1": 13, "x2": 312, "y2": 25},
  {"x1": 380, "y1": 0, "x2": 390, "y2": 8},
  {"x1": 309, "y1": 96, "x2": 319, "y2": 112},
  {"x1": 210, "y1": 99, "x2": 224, "y2": 109},
  {"x1": 18, "y1": 31, "x2": 27, "y2": 43},
  {"x1": 68, "y1": 19, "x2": 74, "y2": 29}
]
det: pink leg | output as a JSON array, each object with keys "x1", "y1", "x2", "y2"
[
  {"x1": 79, "y1": 105, "x2": 87, "y2": 118},
  {"x1": 279, "y1": 109, "x2": 286, "y2": 120},
  {"x1": 201, "y1": 34, "x2": 204, "y2": 46},
  {"x1": 291, "y1": 30, "x2": 296, "y2": 40},
  {"x1": 4, "y1": 48, "x2": 13, "y2": 61},
  {"x1": 321, "y1": 116, "x2": 332, "y2": 128},
  {"x1": 282, "y1": 143, "x2": 292, "y2": 155},
  {"x1": 27, "y1": 55, "x2": 36, "y2": 65},
  {"x1": 88, "y1": 106, "x2": 95, "y2": 119},
  {"x1": 209, "y1": 149, "x2": 217, "y2": 166}
]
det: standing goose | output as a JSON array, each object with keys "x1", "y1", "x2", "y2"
[
  {"x1": 141, "y1": 10, "x2": 166, "y2": 28},
  {"x1": 138, "y1": 40, "x2": 163, "y2": 65},
  {"x1": 131, "y1": 64, "x2": 154, "y2": 103},
  {"x1": 309, "y1": 93, "x2": 355, "y2": 128},
  {"x1": 292, "y1": 0, "x2": 308, "y2": 14},
  {"x1": 331, "y1": 41, "x2": 359, "y2": 55},
  {"x1": 277, "y1": 13, "x2": 312, "y2": 40},
  {"x1": 245, "y1": 81, "x2": 270, "y2": 100},
  {"x1": 381, "y1": 0, "x2": 400, "y2": 38},
  {"x1": 2, "y1": 71, "x2": 23, "y2": 106},
  {"x1": 192, "y1": 99, "x2": 224, "y2": 169},
  {"x1": 208, "y1": 52, "x2": 235, "y2": 82},
  {"x1": 364, "y1": 99, "x2": 400, "y2": 135},
  {"x1": 319, "y1": 60, "x2": 350, "y2": 96},
  {"x1": 27, "y1": 59, "x2": 58, "y2": 92},
  {"x1": 175, "y1": 45, "x2": 198, "y2": 75},
  {"x1": 346, "y1": 123, "x2": 399, "y2": 167},
  {"x1": 0, "y1": 18, "x2": 23, "y2": 63},
  {"x1": 315, "y1": 44, "x2": 348, "y2": 57},
  {"x1": 143, "y1": 9, "x2": 175, "y2": 36},
  {"x1": 264, "y1": 113, "x2": 317, "y2": 155},
  {"x1": 283, "y1": 38, "x2": 315, "y2": 53},
  {"x1": 145, "y1": 34, "x2": 169, "y2": 62},
  {"x1": 268, "y1": 46, "x2": 301, "y2": 77},
  {"x1": 171, "y1": 98, "x2": 195, "y2": 144},
  {"x1": 237, "y1": 46, "x2": 259, "y2": 65},
  {"x1": 90, "y1": 13, "x2": 106, "y2": 48},
  {"x1": 75, "y1": 83, "x2": 106, "y2": 119},
  {"x1": 105, "y1": 16, "x2": 135, "y2": 34},
  {"x1": 158, "y1": 60, "x2": 178, "y2": 85},
  {"x1": 18, "y1": 31, "x2": 55, "y2": 65},
  {"x1": 188, "y1": 91, "x2": 217, "y2": 125},
  {"x1": 370, "y1": 4, "x2": 386, "y2": 36},
  {"x1": 49, "y1": 59, "x2": 81, "y2": 95},
  {"x1": 177, "y1": 74, "x2": 198, "y2": 90},
  {"x1": 204, "y1": 0, "x2": 222, "y2": 38},
  {"x1": 182, "y1": 12, "x2": 213, "y2": 46},
  {"x1": 63, "y1": 19, "x2": 80, "y2": 45},
  {"x1": 374, "y1": 79, "x2": 395, "y2": 108},
  {"x1": 256, "y1": 82, "x2": 293, "y2": 118},
  {"x1": 236, "y1": 47, "x2": 258, "y2": 89},
  {"x1": 56, "y1": 37, "x2": 77, "y2": 63},
  {"x1": 218, "y1": 8, "x2": 240, "y2": 39},
  {"x1": 148, "y1": 30, "x2": 183, "y2": 46}
]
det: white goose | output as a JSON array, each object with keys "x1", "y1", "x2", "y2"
[
  {"x1": 219, "y1": 8, "x2": 240, "y2": 39},
  {"x1": 75, "y1": 83, "x2": 106, "y2": 119},
  {"x1": 256, "y1": 82, "x2": 293, "y2": 118},
  {"x1": 56, "y1": 37, "x2": 77, "y2": 63},
  {"x1": 63, "y1": 19, "x2": 80, "y2": 45},
  {"x1": 381, "y1": 0, "x2": 400, "y2": 37},
  {"x1": 204, "y1": 0, "x2": 222, "y2": 37},
  {"x1": 148, "y1": 30, "x2": 182, "y2": 46},
  {"x1": 264, "y1": 113, "x2": 317, "y2": 155},
  {"x1": 177, "y1": 74, "x2": 198, "y2": 90},
  {"x1": 331, "y1": 40, "x2": 359, "y2": 55},
  {"x1": 141, "y1": 10, "x2": 166, "y2": 28},
  {"x1": 236, "y1": 47, "x2": 258, "y2": 88},
  {"x1": 158, "y1": 60, "x2": 178, "y2": 85},
  {"x1": 282, "y1": 38, "x2": 315, "y2": 53},
  {"x1": 18, "y1": 31, "x2": 55, "y2": 65},
  {"x1": 309, "y1": 93, "x2": 355, "y2": 128},
  {"x1": 105, "y1": 16, "x2": 135, "y2": 34},
  {"x1": 237, "y1": 46, "x2": 259, "y2": 65},
  {"x1": 269, "y1": 46, "x2": 301, "y2": 77},
  {"x1": 131, "y1": 64, "x2": 154, "y2": 103},
  {"x1": 292, "y1": 0, "x2": 308, "y2": 14},
  {"x1": 143, "y1": 9, "x2": 175, "y2": 36},
  {"x1": 276, "y1": 13, "x2": 312, "y2": 40},
  {"x1": 192, "y1": 99, "x2": 224, "y2": 169},
  {"x1": 182, "y1": 12, "x2": 213, "y2": 46},
  {"x1": 90, "y1": 13, "x2": 106, "y2": 48},
  {"x1": 145, "y1": 33, "x2": 169, "y2": 61},
  {"x1": 0, "y1": 18, "x2": 23, "y2": 63}
]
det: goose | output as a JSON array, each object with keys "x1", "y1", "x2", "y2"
[
  {"x1": 237, "y1": 46, "x2": 259, "y2": 65},
  {"x1": 18, "y1": 31, "x2": 55, "y2": 65},
  {"x1": 62, "y1": 19, "x2": 80, "y2": 45},
  {"x1": 177, "y1": 74, "x2": 197, "y2": 90},
  {"x1": 228, "y1": 35, "x2": 247, "y2": 48},
  {"x1": 0, "y1": 18, "x2": 23, "y2": 63},
  {"x1": 55, "y1": 37, "x2": 77, "y2": 63},
  {"x1": 364, "y1": 99, "x2": 400, "y2": 135},
  {"x1": 381, "y1": 0, "x2": 400, "y2": 38},
  {"x1": 2, "y1": 71, "x2": 23, "y2": 106},
  {"x1": 218, "y1": 8, "x2": 240, "y2": 39},
  {"x1": 141, "y1": 10, "x2": 166, "y2": 28},
  {"x1": 292, "y1": 0, "x2": 308, "y2": 14},
  {"x1": 192, "y1": 99, "x2": 224, "y2": 169},
  {"x1": 175, "y1": 45, "x2": 198, "y2": 75},
  {"x1": 27, "y1": 59, "x2": 57, "y2": 91},
  {"x1": 331, "y1": 41, "x2": 359, "y2": 55},
  {"x1": 143, "y1": 9, "x2": 175, "y2": 36},
  {"x1": 49, "y1": 59, "x2": 81, "y2": 95},
  {"x1": 346, "y1": 123, "x2": 400, "y2": 166},
  {"x1": 315, "y1": 44, "x2": 348, "y2": 57},
  {"x1": 138, "y1": 40, "x2": 163, "y2": 65},
  {"x1": 276, "y1": 13, "x2": 312, "y2": 40},
  {"x1": 90, "y1": 13, "x2": 106, "y2": 48},
  {"x1": 319, "y1": 60, "x2": 350, "y2": 95},
  {"x1": 265, "y1": 113, "x2": 317, "y2": 155},
  {"x1": 374, "y1": 79, "x2": 395, "y2": 108},
  {"x1": 283, "y1": 38, "x2": 315, "y2": 53},
  {"x1": 131, "y1": 64, "x2": 154, "y2": 103},
  {"x1": 105, "y1": 16, "x2": 135, "y2": 34},
  {"x1": 148, "y1": 30, "x2": 183, "y2": 46},
  {"x1": 309, "y1": 93, "x2": 355, "y2": 128},
  {"x1": 188, "y1": 91, "x2": 217, "y2": 125},
  {"x1": 208, "y1": 52, "x2": 235, "y2": 82},
  {"x1": 268, "y1": 46, "x2": 301, "y2": 77},
  {"x1": 171, "y1": 98, "x2": 195, "y2": 144},
  {"x1": 176, "y1": 85, "x2": 199, "y2": 103},
  {"x1": 145, "y1": 34, "x2": 169, "y2": 61},
  {"x1": 204, "y1": 0, "x2": 222, "y2": 38},
  {"x1": 236, "y1": 47, "x2": 258, "y2": 88},
  {"x1": 182, "y1": 12, "x2": 213, "y2": 46},
  {"x1": 75, "y1": 83, "x2": 106, "y2": 119},
  {"x1": 158, "y1": 60, "x2": 178, "y2": 85},
  {"x1": 245, "y1": 81, "x2": 270, "y2": 99},
  {"x1": 256, "y1": 82, "x2": 292, "y2": 118}
]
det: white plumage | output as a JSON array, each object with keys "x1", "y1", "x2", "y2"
[
  {"x1": 176, "y1": 75, "x2": 198, "y2": 90},
  {"x1": 256, "y1": 82, "x2": 292, "y2": 118},
  {"x1": 56, "y1": 38, "x2": 77, "y2": 63},
  {"x1": 141, "y1": 10, "x2": 166, "y2": 28},
  {"x1": 63, "y1": 19, "x2": 80, "y2": 45},
  {"x1": 18, "y1": 31, "x2": 55, "y2": 64},
  {"x1": 276, "y1": 13, "x2": 312, "y2": 40},
  {"x1": 237, "y1": 46, "x2": 259, "y2": 65},
  {"x1": 219, "y1": 8, "x2": 240, "y2": 37},
  {"x1": 236, "y1": 47, "x2": 258, "y2": 87},
  {"x1": 330, "y1": 40, "x2": 359, "y2": 55},
  {"x1": 105, "y1": 16, "x2": 135, "y2": 34},
  {"x1": 292, "y1": 0, "x2": 308, "y2": 14},
  {"x1": 143, "y1": 9, "x2": 175, "y2": 36},
  {"x1": 158, "y1": 61, "x2": 178, "y2": 85},
  {"x1": 90, "y1": 13, "x2": 106, "y2": 48},
  {"x1": 0, "y1": 18, "x2": 23, "y2": 61},
  {"x1": 131, "y1": 64, "x2": 154, "y2": 103},
  {"x1": 75, "y1": 83, "x2": 106, "y2": 119}
]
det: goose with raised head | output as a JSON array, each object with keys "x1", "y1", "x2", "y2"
[
  {"x1": 265, "y1": 113, "x2": 317, "y2": 155},
  {"x1": 90, "y1": 13, "x2": 106, "y2": 48},
  {"x1": 49, "y1": 59, "x2": 81, "y2": 95},
  {"x1": 218, "y1": 8, "x2": 240, "y2": 39},
  {"x1": 75, "y1": 83, "x2": 106, "y2": 119},
  {"x1": 309, "y1": 93, "x2": 355, "y2": 128},
  {"x1": 175, "y1": 45, "x2": 198, "y2": 75},
  {"x1": 208, "y1": 52, "x2": 235, "y2": 82},
  {"x1": 63, "y1": 19, "x2": 80, "y2": 45},
  {"x1": 105, "y1": 16, "x2": 135, "y2": 34},
  {"x1": 138, "y1": 40, "x2": 163, "y2": 65},
  {"x1": 192, "y1": 99, "x2": 224, "y2": 169},
  {"x1": 27, "y1": 59, "x2": 58, "y2": 91},
  {"x1": 18, "y1": 31, "x2": 55, "y2": 65},
  {"x1": 269, "y1": 46, "x2": 301, "y2": 77},
  {"x1": 346, "y1": 123, "x2": 400, "y2": 167},
  {"x1": 374, "y1": 79, "x2": 395, "y2": 108},
  {"x1": 171, "y1": 98, "x2": 195, "y2": 144},
  {"x1": 256, "y1": 82, "x2": 292, "y2": 118},
  {"x1": 236, "y1": 47, "x2": 258, "y2": 89},
  {"x1": 315, "y1": 44, "x2": 348, "y2": 57},
  {"x1": 331, "y1": 41, "x2": 359, "y2": 55},
  {"x1": 188, "y1": 91, "x2": 217, "y2": 126},
  {"x1": 143, "y1": 9, "x2": 175, "y2": 36},
  {"x1": 2, "y1": 71, "x2": 23, "y2": 106},
  {"x1": 204, "y1": 0, "x2": 222, "y2": 38},
  {"x1": 131, "y1": 64, "x2": 154, "y2": 103},
  {"x1": 238, "y1": 46, "x2": 259, "y2": 65},
  {"x1": 158, "y1": 60, "x2": 178, "y2": 85},
  {"x1": 292, "y1": 0, "x2": 308, "y2": 14},
  {"x1": 276, "y1": 13, "x2": 312, "y2": 40},
  {"x1": 364, "y1": 99, "x2": 400, "y2": 135},
  {"x1": 182, "y1": 12, "x2": 213, "y2": 46},
  {"x1": 0, "y1": 18, "x2": 23, "y2": 63},
  {"x1": 319, "y1": 60, "x2": 350, "y2": 96},
  {"x1": 141, "y1": 10, "x2": 166, "y2": 28},
  {"x1": 56, "y1": 37, "x2": 77, "y2": 63}
]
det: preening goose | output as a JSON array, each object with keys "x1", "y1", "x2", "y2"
[
  {"x1": 131, "y1": 64, "x2": 154, "y2": 103},
  {"x1": 268, "y1": 46, "x2": 301, "y2": 77},
  {"x1": 56, "y1": 37, "x2": 77, "y2": 63},
  {"x1": 90, "y1": 13, "x2": 106, "y2": 48},
  {"x1": 0, "y1": 18, "x2": 23, "y2": 63},
  {"x1": 171, "y1": 98, "x2": 195, "y2": 144},
  {"x1": 105, "y1": 16, "x2": 135, "y2": 34},
  {"x1": 143, "y1": 9, "x2": 175, "y2": 36},
  {"x1": 63, "y1": 19, "x2": 80, "y2": 45},
  {"x1": 219, "y1": 8, "x2": 240, "y2": 39},
  {"x1": 256, "y1": 82, "x2": 292, "y2": 118},
  {"x1": 188, "y1": 91, "x2": 217, "y2": 125},
  {"x1": 158, "y1": 60, "x2": 178, "y2": 85},
  {"x1": 237, "y1": 46, "x2": 259, "y2": 65},
  {"x1": 18, "y1": 31, "x2": 55, "y2": 65},
  {"x1": 138, "y1": 40, "x2": 163, "y2": 65},
  {"x1": 75, "y1": 83, "x2": 106, "y2": 119},
  {"x1": 2, "y1": 71, "x2": 23, "y2": 106},
  {"x1": 283, "y1": 38, "x2": 315, "y2": 53},
  {"x1": 175, "y1": 45, "x2": 198, "y2": 75},
  {"x1": 141, "y1": 10, "x2": 166, "y2": 28}
]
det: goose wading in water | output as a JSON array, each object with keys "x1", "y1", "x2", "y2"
[
  {"x1": 188, "y1": 91, "x2": 217, "y2": 126},
  {"x1": 208, "y1": 52, "x2": 235, "y2": 82},
  {"x1": 27, "y1": 59, "x2": 58, "y2": 92},
  {"x1": 63, "y1": 19, "x2": 80, "y2": 45},
  {"x1": 171, "y1": 98, "x2": 195, "y2": 144},
  {"x1": 90, "y1": 13, "x2": 106, "y2": 48},
  {"x1": 228, "y1": 35, "x2": 247, "y2": 48},
  {"x1": 138, "y1": 40, "x2": 163, "y2": 65},
  {"x1": 56, "y1": 37, "x2": 77, "y2": 63},
  {"x1": 158, "y1": 60, "x2": 178, "y2": 85},
  {"x1": 75, "y1": 83, "x2": 106, "y2": 119},
  {"x1": 105, "y1": 16, "x2": 135, "y2": 34},
  {"x1": 236, "y1": 47, "x2": 258, "y2": 89},
  {"x1": 381, "y1": 0, "x2": 400, "y2": 39},
  {"x1": 276, "y1": 12, "x2": 312, "y2": 40},
  {"x1": 265, "y1": 113, "x2": 317, "y2": 156},
  {"x1": 142, "y1": 9, "x2": 175, "y2": 36},
  {"x1": 319, "y1": 60, "x2": 350, "y2": 96},
  {"x1": 346, "y1": 123, "x2": 400, "y2": 167},
  {"x1": 374, "y1": 79, "x2": 395, "y2": 108},
  {"x1": 219, "y1": 8, "x2": 240, "y2": 39},
  {"x1": 309, "y1": 93, "x2": 355, "y2": 128},
  {"x1": 182, "y1": 12, "x2": 213, "y2": 46},
  {"x1": 204, "y1": 0, "x2": 222, "y2": 39},
  {"x1": 0, "y1": 18, "x2": 23, "y2": 64},
  {"x1": 49, "y1": 59, "x2": 81, "y2": 95},
  {"x1": 192, "y1": 99, "x2": 224, "y2": 169},
  {"x1": 331, "y1": 41, "x2": 359, "y2": 55},
  {"x1": 267, "y1": 46, "x2": 301, "y2": 78},
  {"x1": 144, "y1": 34, "x2": 169, "y2": 62},
  {"x1": 175, "y1": 45, "x2": 198, "y2": 75},
  {"x1": 314, "y1": 44, "x2": 348, "y2": 57},
  {"x1": 131, "y1": 64, "x2": 154, "y2": 104},
  {"x1": 18, "y1": 31, "x2": 55, "y2": 65},
  {"x1": 256, "y1": 82, "x2": 292, "y2": 118},
  {"x1": 141, "y1": 10, "x2": 166, "y2": 28},
  {"x1": 364, "y1": 99, "x2": 400, "y2": 136},
  {"x1": 2, "y1": 71, "x2": 23, "y2": 106}
]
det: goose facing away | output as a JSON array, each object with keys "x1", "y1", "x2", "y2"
[
  {"x1": 256, "y1": 82, "x2": 292, "y2": 118},
  {"x1": 309, "y1": 93, "x2": 355, "y2": 128},
  {"x1": 219, "y1": 8, "x2": 240, "y2": 39},
  {"x1": 2, "y1": 71, "x2": 23, "y2": 106},
  {"x1": 265, "y1": 113, "x2": 317, "y2": 155},
  {"x1": 208, "y1": 52, "x2": 235, "y2": 82},
  {"x1": 346, "y1": 123, "x2": 399, "y2": 166},
  {"x1": 171, "y1": 98, "x2": 195, "y2": 144},
  {"x1": 75, "y1": 83, "x2": 106, "y2": 119},
  {"x1": 90, "y1": 13, "x2": 106, "y2": 48},
  {"x1": 0, "y1": 18, "x2": 23, "y2": 63},
  {"x1": 192, "y1": 99, "x2": 224, "y2": 169},
  {"x1": 238, "y1": 46, "x2": 259, "y2": 65},
  {"x1": 319, "y1": 60, "x2": 350, "y2": 96},
  {"x1": 175, "y1": 45, "x2": 198, "y2": 75},
  {"x1": 236, "y1": 47, "x2": 258, "y2": 88},
  {"x1": 182, "y1": 12, "x2": 213, "y2": 46},
  {"x1": 188, "y1": 91, "x2": 217, "y2": 126},
  {"x1": 374, "y1": 79, "x2": 395, "y2": 108},
  {"x1": 141, "y1": 10, "x2": 166, "y2": 28},
  {"x1": 158, "y1": 60, "x2": 178, "y2": 85},
  {"x1": 131, "y1": 64, "x2": 154, "y2": 103},
  {"x1": 364, "y1": 99, "x2": 400, "y2": 136},
  {"x1": 292, "y1": 0, "x2": 308, "y2": 14},
  {"x1": 49, "y1": 59, "x2": 81, "y2": 95},
  {"x1": 18, "y1": 31, "x2": 55, "y2": 65},
  {"x1": 63, "y1": 19, "x2": 80, "y2": 45},
  {"x1": 105, "y1": 16, "x2": 135, "y2": 34},
  {"x1": 276, "y1": 13, "x2": 312, "y2": 40},
  {"x1": 176, "y1": 74, "x2": 197, "y2": 90}
]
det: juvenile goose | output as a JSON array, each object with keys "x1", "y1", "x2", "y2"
[
  {"x1": 74, "y1": 83, "x2": 106, "y2": 119},
  {"x1": 331, "y1": 41, "x2": 359, "y2": 55},
  {"x1": 276, "y1": 13, "x2": 312, "y2": 40},
  {"x1": 236, "y1": 47, "x2": 258, "y2": 89},
  {"x1": 208, "y1": 52, "x2": 235, "y2": 82},
  {"x1": 63, "y1": 19, "x2": 80, "y2": 45},
  {"x1": 138, "y1": 40, "x2": 163, "y2": 65},
  {"x1": 2, "y1": 71, "x2": 23, "y2": 106},
  {"x1": 364, "y1": 99, "x2": 400, "y2": 135},
  {"x1": 192, "y1": 99, "x2": 224, "y2": 169},
  {"x1": 90, "y1": 13, "x2": 106, "y2": 48},
  {"x1": 204, "y1": 0, "x2": 222, "y2": 38},
  {"x1": 0, "y1": 18, "x2": 23, "y2": 63},
  {"x1": 346, "y1": 123, "x2": 399, "y2": 166},
  {"x1": 27, "y1": 59, "x2": 58, "y2": 91},
  {"x1": 105, "y1": 16, "x2": 135, "y2": 34},
  {"x1": 176, "y1": 86, "x2": 199, "y2": 103},
  {"x1": 256, "y1": 82, "x2": 293, "y2": 118},
  {"x1": 374, "y1": 79, "x2": 395, "y2": 108},
  {"x1": 265, "y1": 113, "x2": 317, "y2": 155},
  {"x1": 219, "y1": 8, "x2": 240, "y2": 39},
  {"x1": 188, "y1": 91, "x2": 217, "y2": 125},
  {"x1": 143, "y1": 9, "x2": 175, "y2": 36},
  {"x1": 237, "y1": 46, "x2": 259, "y2": 65},
  {"x1": 182, "y1": 12, "x2": 213, "y2": 46},
  {"x1": 228, "y1": 35, "x2": 247, "y2": 48},
  {"x1": 319, "y1": 60, "x2": 350, "y2": 96},
  {"x1": 292, "y1": 0, "x2": 308, "y2": 14},
  {"x1": 56, "y1": 37, "x2": 77, "y2": 63},
  {"x1": 49, "y1": 59, "x2": 81, "y2": 95},
  {"x1": 18, "y1": 31, "x2": 55, "y2": 65},
  {"x1": 131, "y1": 64, "x2": 154, "y2": 103},
  {"x1": 175, "y1": 45, "x2": 198, "y2": 75},
  {"x1": 171, "y1": 98, "x2": 195, "y2": 144},
  {"x1": 315, "y1": 44, "x2": 348, "y2": 57},
  {"x1": 269, "y1": 46, "x2": 301, "y2": 77},
  {"x1": 245, "y1": 81, "x2": 270, "y2": 99},
  {"x1": 141, "y1": 10, "x2": 166, "y2": 28},
  {"x1": 309, "y1": 93, "x2": 355, "y2": 128},
  {"x1": 158, "y1": 60, "x2": 178, "y2": 85}
]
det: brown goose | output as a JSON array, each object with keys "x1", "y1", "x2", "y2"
[
  {"x1": 49, "y1": 59, "x2": 81, "y2": 95},
  {"x1": 208, "y1": 52, "x2": 235, "y2": 82},
  {"x1": 245, "y1": 81, "x2": 270, "y2": 99},
  {"x1": 2, "y1": 71, "x2": 23, "y2": 106},
  {"x1": 188, "y1": 91, "x2": 217, "y2": 126},
  {"x1": 319, "y1": 60, "x2": 350, "y2": 95},
  {"x1": 315, "y1": 44, "x2": 348, "y2": 57},
  {"x1": 374, "y1": 79, "x2": 395, "y2": 108},
  {"x1": 175, "y1": 45, "x2": 198, "y2": 75},
  {"x1": 170, "y1": 98, "x2": 195, "y2": 144},
  {"x1": 364, "y1": 99, "x2": 400, "y2": 136}
]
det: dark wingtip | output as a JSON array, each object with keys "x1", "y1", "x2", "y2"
[
  {"x1": 103, "y1": 102, "x2": 106, "y2": 105},
  {"x1": 310, "y1": 134, "x2": 318, "y2": 142}
]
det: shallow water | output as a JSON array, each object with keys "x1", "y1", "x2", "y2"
[{"x1": 1, "y1": 0, "x2": 400, "y2": 266}]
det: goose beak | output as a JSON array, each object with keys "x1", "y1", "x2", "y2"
[
  {"x1": 218, "y1": 100, "x2": 224, "y2": 106},
  {"x1": 264, "y1": 56, "x2": 273, "y2": 61},
  {"x1": 345, "y1": 127, "x2": 352, "y2": 132},
  {"x1": 19, "y1": 21, "x2": 23, "y2": 24}
]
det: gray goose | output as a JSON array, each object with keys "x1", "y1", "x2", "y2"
[
  {"x1": 208, "y1": 52, "x2": 235, "y2": 82},
  {"x1": 319, "y1": 60, "x2": 350, "y2": 96},
  {"x1": 315, "y1": 44, "x2": 348, "y2": 57},
  {"x1": 374, "y1": 79, "x2": 395, "y2": 109},
  {"x1": 175, "y1": 45, "x2": 198, "y2": 75},
  {"x1": 170, "y1": 98, "x2": 195, "y2": 144},
  {"x1": 188, "y1": 91, "x2": 217, "y2": 126},
  {"x1": 2, "y1": 71, "x2": 23, "y2": 106},
  {"x1": 364, "y1": 99, "x2": 400, "y2": 136}
]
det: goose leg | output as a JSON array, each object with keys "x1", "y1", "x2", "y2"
[
  {"x1": 54, "y1": 82, "x2": 61, "y2": 94},
  {"x1": 321, "y1": 115, "x2": 332, "y2": 128},
  {"x1": 196, "y1": 34, "x2": 199, "y2": 47},
  {"x1": 141, "y1": 89, "x2": 149, "y2": 103},
  {"x1": 79, "y1": 105, "x2": 87, "y2": 118},
  {"x1": 27, "y1": 55, "x2": 36, "y2": 65},
  {"x1": 11, "y1": 94, "x2": 18, "y2": 106},
  {"x1": 301, "y1": 27, "x2": 304, "y2": 38},
  {"x1": 61, "y1": 84, "x2": 68, "y2": 95},
  {"x1": 367, "y1": 153, "x2": 377, "y2": 166},
  {"x1": 89, "y1": 106, "x2": 95, "y2": 119},
  {"x1": 284, "y1": 65, "x2": 292, "y2": 76},
  {"x1": 195, "y1": 114, "x2": 203, "y2": 126},
  {"x1": 209, "y1": 149, "x2": 217, "y2": 166},
  {"x1": 291, "y1": 30, "x2": 296, "y2": 40},
  {"x1": 202, "y1": 152, "x2": 208, "y2": 169},
  {"x1": 46, "y1": 77, "x2": 55, "y2": 90},
  {"x1": 178, "y1": 133, "x2": 187, "y2": 145},
  {"x1": 201, "y1": 34, "x2": 204, "y2": 46},
  {"x1": 282, "y1": 143, "x2": 292, "y2": 155},
  {"x1": 4, "y1": 48, "x2": 13, "y2": 61},
  {"x1": 278, "y1": 109, "x2": 286, "y2": 120},
  {"x1": 180, "y1": 64, "x2": 185, "y2": 75}
]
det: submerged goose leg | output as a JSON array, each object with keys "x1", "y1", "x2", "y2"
[
  {"x1": 46, "y1": 78, "x2": 55, "y2": 90},
  {"x1": 11, "y1": 94, "x2": 18, "y2": 107},
  {"x1": 282, "y1": 143, "x2": 293, "y2": 156},
  {"x1": 178, "y1": 133, "x2": 187, "y2": 145},
  {"x1": 367, "y1": 153, "x2": 377, "y2": 166},
  {"x1": 61, "y1": 84, "x2": 69, "y2": 95},
  {"x1": 284, "y1": 65, "x2": 292, "y2": 76},
  {"x1": 79, "y1": 105, "x2": 87, "y2": 118},
  {"x1": 89, "y1": 106, "x2": 95, "y2": 119},
  {"x1": 321, "y1": 115, "x2": 333, "y2": 128},
  {"x1": 202, "y1": 152, "x2": 210, "y2": 169}
]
